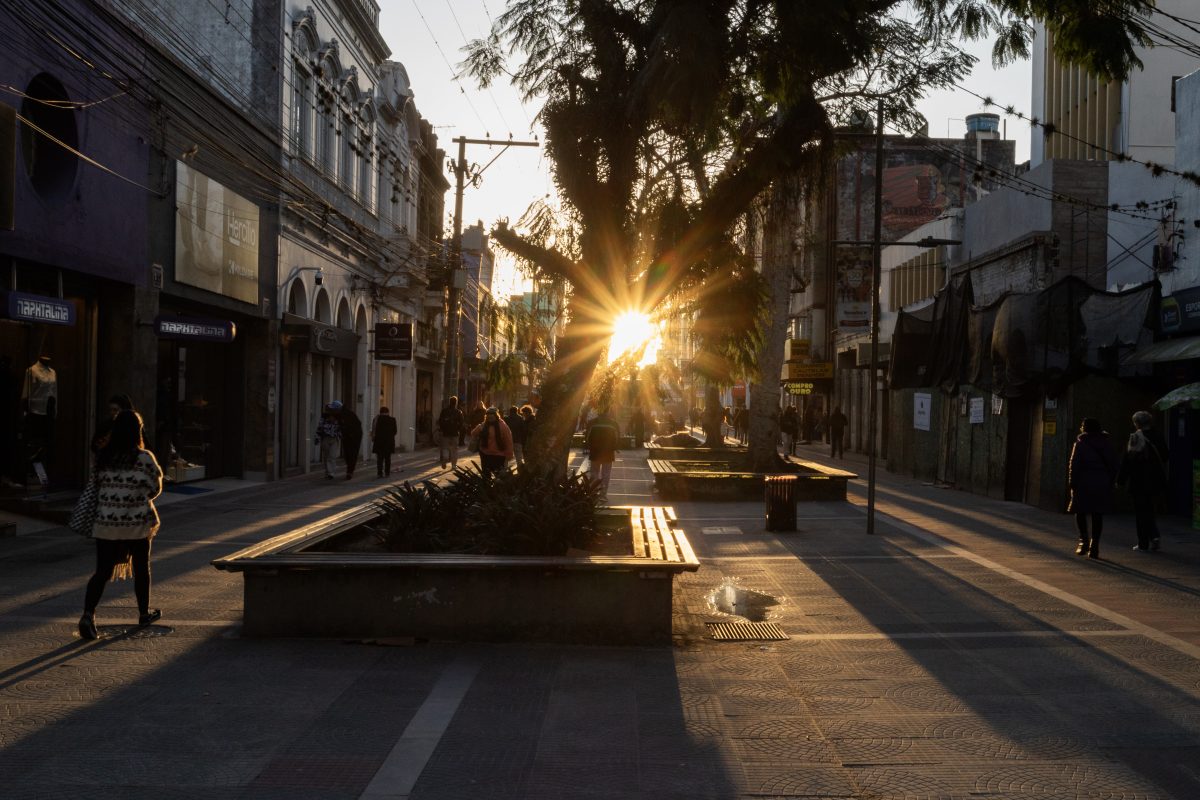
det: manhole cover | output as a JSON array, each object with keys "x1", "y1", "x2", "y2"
[{"x1": 707, "y1": 622, "x2": 788, "y2": 641}]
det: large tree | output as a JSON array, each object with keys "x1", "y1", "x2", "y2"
[{"x1": 467, "y1": 0, "x2": 1154, "y2": 472}]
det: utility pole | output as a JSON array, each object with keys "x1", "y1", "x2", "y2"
[
  {"x1": 443, "y1": 136, "x2": 539, "y2": 403},
  {"x1": 867, "y1": 99, "x2": 885, "y2": 535}
]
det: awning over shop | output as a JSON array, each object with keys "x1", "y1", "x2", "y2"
[{"x1": 1121, "y1": 335, "x2": 1200, "y2": 364}]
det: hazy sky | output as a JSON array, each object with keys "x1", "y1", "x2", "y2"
[{"x1": 379, "y1": 3, "x2": 1033, "y2": 293}]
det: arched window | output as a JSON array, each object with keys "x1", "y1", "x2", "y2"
[
  {"x1": 290, "y1": 23, "x2": 317, "y2": 159},
  {"x1": 336, "y1": 297, "x2": 353, "y2": 330},
  {"x1": 339, "y1": 87, "x2": 356, "y2": 192},
  {"x1": 377, "y1": 151, "x2": 390, "y2": 224},
  {"x1": 314, "y1": 288, "x2": 332, "y2": 324},
  {"x1": 358, "y1": 104, "x2": 375, "y2": 208},
  {"x1": 287, "y1": 279, "x2": 308, "y2": 317}
]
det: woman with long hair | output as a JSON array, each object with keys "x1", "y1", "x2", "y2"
[
  {"x1": 79, "y1": 410, "x2": 163, "y2": 639},
  {"x1": 470, "y1": 406, "x2": 513, "y2": 479}
]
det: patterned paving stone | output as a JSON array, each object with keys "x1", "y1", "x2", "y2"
[{"x1": 742, "y1": 763, "x2": 858, "y2": 797}]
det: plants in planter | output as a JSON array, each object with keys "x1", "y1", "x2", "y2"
[{"x1": 368, "y1": 465, "x2": 613, "y2": 556}]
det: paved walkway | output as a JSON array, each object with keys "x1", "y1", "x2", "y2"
[{"x1": 1, "y1": 443, "x2": 1198, "y2": 798}]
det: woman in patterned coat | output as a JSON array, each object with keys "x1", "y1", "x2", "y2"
[{"x1": 78, "y1": 410, "x2": 163, "y2": 639}]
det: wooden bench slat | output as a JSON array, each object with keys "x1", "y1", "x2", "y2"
[
  {"x1": 656, "y1": 523, "x2": 681, "y2": 562},
  {"x1": 642, "y1": 521, "x2": 663, "y2": 561},
  {"x1": 630, "y1": 519, "x2": 648, "y2": 558}
]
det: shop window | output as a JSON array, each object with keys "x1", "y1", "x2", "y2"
[
  {"x1": 20, "y1": 73, "x2": 79, "y2": 203},
  {"x1": 287, "y1": 279, "x2": 307, "y2": 316},
  {"x1": 314, "y1": 288, "x2": 332, "y2": 323}
]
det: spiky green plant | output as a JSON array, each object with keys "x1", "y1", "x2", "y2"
[{"x1": 374, "y1": 465, "x2": 607, "y2": 556}]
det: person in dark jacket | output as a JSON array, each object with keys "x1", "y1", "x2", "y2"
[
  {"x1": 1117, "y1": 410, "x2": 1168, "y2": 552},
  {"x1": 370, "y1": 407, "x2": 398, "y2": 478},
  {"x1": 1067, "y1": 417, "x2": 1118, "y2": 559},
  {"x1": 630, "y1": 407, "x2": 646, "y2": 448},
  {"x1": 437, "y1": 397, "x2": 466, "y2": 469},
  {"x1": 504, "y1": 406, "x2": 526, "y2": 465},
  {"x1": 337, "y1": 404, "x2": 363, "y2": 480},
  {"x1": 586, "y1": 409, "x2": 620, "y2": 496},
  {"x1": 828, "y1": 406, "x2": 849, "y2": 459},
  {"x1": 780, "y1": 405, "x2": 798, "y2": 454}
]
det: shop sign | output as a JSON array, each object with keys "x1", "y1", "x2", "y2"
[
  {"x1": 913, "y1": 392, "x2": 932, "y2": 431},
  {"x1": 154, "y1": 314, "x2": 236, "y2": 343},
  {"x1": 281, "y1": 313, "x2": 359, "y2": 360},
  {"x1": 3, "y1": 291, "x2": 75, "y2": 326},
  {"x1": 784, "y1": 381, "x2": 815, "y2": 396},
  {"x1": 1161, "y1": 286, "x2": 1200, "y2": 334},
  {"x1": 783, "y1": 361, "x2": 833, "y2": 380},
  {"x1": 374, "y1": 322, "x2": 413, "y2": 361}
]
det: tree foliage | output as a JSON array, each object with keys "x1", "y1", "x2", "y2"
[{"x1": 466, "y1": 0, "x2": 1155, "y2": 471}]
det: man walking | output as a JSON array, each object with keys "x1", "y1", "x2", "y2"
[
  {"x1": 828, "y1": 406, "x2": 848, "y2": 459},
  {"x1": 586, "y1": 408, "x2": 620, "y2": 497},
  {"x1": 437, "y1": 396, "x2": 465, "y2": 469}
]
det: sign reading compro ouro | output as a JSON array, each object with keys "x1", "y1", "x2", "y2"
[
  {"x1": 374, "y1": 322, "x2": 413, "y2": 361},
  {"x1": 2, "y1": 291, "x2": 76, "y2": 326},
  {"x1": 154, "y1": 315, "x2": 236, "y2": 343}
]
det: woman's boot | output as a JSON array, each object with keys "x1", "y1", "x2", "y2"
[
  {"x1": 1075, "y1": 535, "x2": 1089, "y2": 555},
  {"x1": 1088, "y1": 533, "x2": 1100, "y2": 559}
]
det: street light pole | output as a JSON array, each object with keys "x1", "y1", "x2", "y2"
[
  {"x1": 442, "y1": 136, "x2": 539, "y2": 404},
  {"x1": 867, "y1": 98, "x2": 884, "y2": 535}
]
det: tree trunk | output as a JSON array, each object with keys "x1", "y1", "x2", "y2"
[
  {"x1": 747, "y1": 183, "x2": 795, "y2": 473},
  {"x1": 522, "y1": 313, "x2": 604, "y2": 478}
]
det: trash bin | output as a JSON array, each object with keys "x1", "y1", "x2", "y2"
[{"x1": 764, "y1": 474, "x2": 798, "y2": 532}]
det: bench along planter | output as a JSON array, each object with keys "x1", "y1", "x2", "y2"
[
  {"x1": 647, "y1": 455, "x2": 856, "y2": 502},
  {"x1": 212, "y1": 505, "x2": 698, "y2": 644}
]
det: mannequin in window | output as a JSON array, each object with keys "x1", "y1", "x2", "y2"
[{"x1": 22, "y1": 355, "x2": 57, "y2": 465}]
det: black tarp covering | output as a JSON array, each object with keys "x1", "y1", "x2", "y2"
[
  {"x1": 889, "y1": 275, "x2": 1156, "y2": 397},
  {"x1": 888, "y1": 303, "x2": 935, "y2": 388}
]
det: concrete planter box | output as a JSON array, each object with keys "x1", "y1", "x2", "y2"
[{"x1": 212, "y1": 505, "x2": 697, "y2": 644}]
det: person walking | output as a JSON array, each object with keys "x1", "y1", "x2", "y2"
[
  {"x1": 801, "y1": 404, "x2": 817, "y2": 444},
  {"x1": 437, "y1": 397, "x2": 465, "y2": 469},
  {"x1": 586, "y1": 408, "x2": 621, "y2": 496},
  {"x1": 91, "y1": 394, "x2": 135, "y2": 454},
  {"x1": 338, "y1": 404, "x2": 363, "y2": 480},
  {"x1": 1067, "y1": 417, "x2": 1118, "y2": 559},
  {"x1": 828, "y1": 406, "x2": 849, "y2": 459},
  {"x1": 471, "y1": 406, "x2": 513, "y2": 479},
  {"x1": 78, "y1": 410, "x2": 163, "y2": 639},
  {"x1": 466, "y1": 401, "x2": 487, "y2": 442},
  {"x1": 1117, "y1": 410, "x2": 1169, "y2": 552},
  {"x1": 504, "y1": 405, "x2": 526, "y2": 466},
  {"x1": 780, "y1": 406, "x2": 798, "y2": 456},
  {"x1": 370, "y1": 406, "x2": 398, "y2": 478},
  {"x1": 314, "y1": 404, "x2": 341, "y2": 479},
  {"x1": 630, "y1": 407, "x2": 646, "y2": 448}
]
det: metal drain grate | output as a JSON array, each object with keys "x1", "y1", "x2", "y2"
[{"x1": 707, "y1": 621, "x2": 788, "y2": 641}]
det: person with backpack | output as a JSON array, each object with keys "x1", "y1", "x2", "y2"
[
  {"x1": 314, "y1": 403, "x2": 341, "y2": 479},
  {"x1": 1118, "y1": 410, "x2": 1169, "y2": 552},
  {"x1": 437, "y1": 396, "x2": 465, "y2": 469},
  {"x1": 1067, "y1": 417, "x2": 1118, "y2": 559}
]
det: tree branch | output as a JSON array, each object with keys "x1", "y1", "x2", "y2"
[{"x1": 490, "y1": 221, "x2": 586, "y2": 285}]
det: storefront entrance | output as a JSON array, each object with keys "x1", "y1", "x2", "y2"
[
  {"x1": 0, "y1": 291, "x2": 90, "y2": 489},
  {"x1": 154, "y1": 324, "x2": 242, "y2": 483}
]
